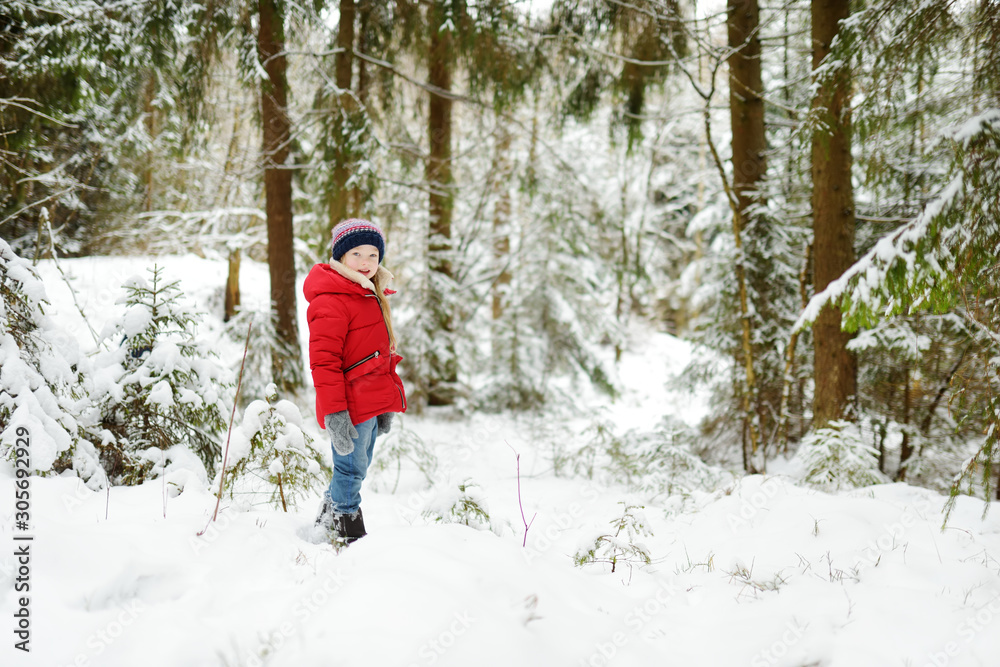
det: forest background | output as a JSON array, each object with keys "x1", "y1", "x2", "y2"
[{"x1": 1, "y1": 0, "x2": 999, "y2": 507}]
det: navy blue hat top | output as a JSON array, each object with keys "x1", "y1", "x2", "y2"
[{"x1": 331, "y1": 218, "x2": 386, "y2": 263}]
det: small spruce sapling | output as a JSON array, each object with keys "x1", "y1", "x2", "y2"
[
  {"x1": 631, "y1": 418, "x2": 730, "y2": 499},
  {"x1": 574, "y1": 502, "x2": 653, "y2": 574},
  {"x1": 573, "y1": 418, "x2": 618, "y2": 480},
  {"x1": 89, "y1": 266, "x2": 230, "y2": 485},
  {"x1": 223, "y1": 383, "x2": 330, "y2": 511},
  {"x1": 423, "y1": 479, "x2": 494, "y2": 531},
  {"x1": 570, "y1": 416, "x2": 726, "y2": 500},
  {"x1": 795, "y1": 420, "x2": 888, "y2": 491}
]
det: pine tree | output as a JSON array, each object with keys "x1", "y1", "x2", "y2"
[
  {"x1": 257, "y1": 0, "x2": 303, "y2": 394},
  {"x1": 549, "y1": 0, "x2": 687, "y2": 149},
  {"x1": 795, "y1": 0, "x2": 1000, "y2": 504},
  {"x1": 655, "y1": 1, "x2": 801, "y2": 472},
  {"x1": 88, "y1": 266, "x2": 230, "y2": 485},
  {"x1": 0, "y1": 239, "x2": 79, "y2": 472},
  {"x1": 329, "y1": 0, "x2": 362, "y2": 228},
  {"x1": 726, "y1": 0, "x2": 767, "y2": 469},
  {"x1": 810, "y1": 0, "x2": 858, "y2": 427},
  {"x1": 795, "y1": 420, "x2": 887, "y2": 491}
]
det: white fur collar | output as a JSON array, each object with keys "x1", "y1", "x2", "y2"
[{"x1": 330, "y1": 260, "x2": 393, "y2": 293}]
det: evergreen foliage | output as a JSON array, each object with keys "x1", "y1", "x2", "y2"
[
  {"x1": 223, "y1": 383, "x2": 330, "y2": 511},
  {"x1": 86, "y1": 266, "x2": 230, "y2": 485},
  {"x1": 0, "y1": 0, "x2": 211, "y2": 254},
  {"x1": 831, "y1": 111, "x2": 1000, "y2": 505},
  {"x1": 477, "y1": 182, "x2": 621, "y2": 411},
  {"x1": 795, "y1": 420, "x2": 887, "y2": 492},
  {"x1": 574, "y1": 502, "x2": 652, "y2": 573},
  {"x1": 556, "y1": 415, "x2": 727, "y2": 500},
  {"x1": 793, "y1": 0, "x2": 999, "y2": 502},
  {"x1": 0, "y1": 239, "x2": 80, "y2": 471},
  {"x1": 547, "y1": 0, "x2": 687, "y2": 149},
  {"x1": 422, "y1": 478, "x2": 494, "y2": 531}
]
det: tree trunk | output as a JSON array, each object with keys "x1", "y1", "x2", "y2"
[
  {"x1": 328, "y1": 0, "x2": 357, "y2": 232},
  {"x1": 224, "y1": 247, "x2": 241, "y2": 322},
  {"x1": 490, "y1": 123, "x2": 512, "y2": 373},
  {"x1": 614, "y1": 178, "x2": 629, "y2": 363},
  {"x1": 728, "y1": 0, "x2": 766, "y2": 220},
  {"x1": 704, "y1": 104, "x2": 761, "y2": 472},
  {"x1": 778, "y1": 242, "x2": 811, "y2": 450},
  {"x1": 427, "y1": 12, "x2": 454, "y2": 280},
  {"x1": 727, "y1": 0, "x2": 766, "y2": 471},
  {"x1": 897, "y1": 366, "x2": 913, "y2": 481},
  {"x1": 810, "y1": 0, "x2": 857, "y2": 428},
  {"x1": 334, "y1": 0, "x2": 355, "y2": 124},
  {"x1": 425, "y1": 2, "x2": 458, "y2": 405},
  {"x1": 143, "y1": 73, "x2": 156, "y2": 212},
  {"x1": 492, "y1": 124, "x2": 512, "y2": 323},
  {"x1": 258, "y1": 0, "x2": 302, "y2": 393}
]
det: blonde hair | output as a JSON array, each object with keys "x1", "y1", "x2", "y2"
[{"x1": 371, "y1": 268, "x2": 398, "y2": 353}]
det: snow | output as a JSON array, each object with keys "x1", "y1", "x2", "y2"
[
  {"x1": 121, "y1": 305, "x2": 152, "y2": 339},
  {"x1": 241, "y1": 400, "x2": 270, "y2": 439},
  {"x1": 145, "y1": 381, "x2": 174, "y2": 409},
  {"x1": 952, "y1": 108, "x2": 1000, "y2": 144},
  {"x1": 274, "y1": 400, "x2": 303, "y2": 426},
  {"x1": 3, "y1": 255, "x2": 1000, "y2": 666}
]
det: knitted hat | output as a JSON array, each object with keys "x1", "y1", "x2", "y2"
[{"x1": 331, "y1": 218, "x2": 386, "y2": 263}]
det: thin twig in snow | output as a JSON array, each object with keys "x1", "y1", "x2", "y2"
[
  {"x1": 506, "y1": 441, "x2": 537, "y2": 547},
  {"x1": 41, "y1": 214, "x2": 100, "y2": 345},
  {"x1": 198, "y1": 316, "x2": 252, "y2": 536},
  {"x1": 162, "y1": 449, "x2": 168, "y2": 520}
]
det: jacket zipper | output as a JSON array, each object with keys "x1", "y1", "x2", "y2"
[
  {"x1": 345, "y1": 349, "x2": 379, "y2": 373},
  {"x1": 364, "y1": 292, "x2": 406, "y2": 411}
]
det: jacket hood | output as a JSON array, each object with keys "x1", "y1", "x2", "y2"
[{"x1": 303, "y1": 261, "x2": 394, "y2": 302}]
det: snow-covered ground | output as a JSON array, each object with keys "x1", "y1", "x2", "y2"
[{"x1": 3, "y1": 255, "x2": 1000, "y2": 667}]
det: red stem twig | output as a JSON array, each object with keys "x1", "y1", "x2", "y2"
[{"x1": 506, "y1": 441, "x2": 537, "y2": 547}]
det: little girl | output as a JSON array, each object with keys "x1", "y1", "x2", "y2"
[{"x1": 304, "y1": 218, "x2": 406, "y2": 544}]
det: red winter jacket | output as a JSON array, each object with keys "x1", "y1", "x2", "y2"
[{"x1": 303, "y1": 261, "x2": 407, "y2": 428}]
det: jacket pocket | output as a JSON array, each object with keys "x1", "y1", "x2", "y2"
[{"x1": 344, "y1": 350, "x2": 388, "y2": 381}]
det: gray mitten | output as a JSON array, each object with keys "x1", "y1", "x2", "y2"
[
  {"x1": 376, "y1": 412, "x2": 394, "y2": 435},
  {"x1": 325, "y1": 411, "x2": 358, "y2": 456}
]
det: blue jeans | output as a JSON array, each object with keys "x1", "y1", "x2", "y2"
[{"x1": 326, "y1": 416, "x2": 378, "y2": 515}]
